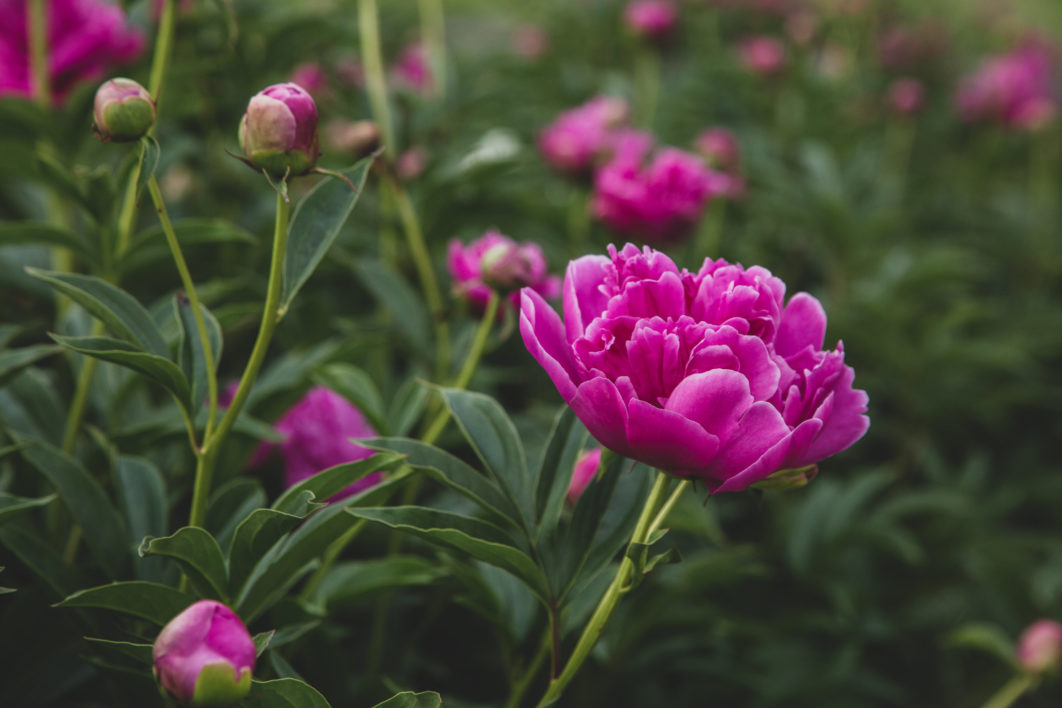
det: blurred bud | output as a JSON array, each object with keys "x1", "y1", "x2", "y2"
[
  {"x1": 481, "y1": 242, "x2": 539, "y2": 293},
  {"x1": 93, "y1": 77, "x2": 155, "y2": 142},
  {"x1": 289, "y1": 62, "x2": 331, "y2": 101},
  {"x1": 750, "y1": 465, "x2": 817, "y2": 492},
  {"x1": 1018, "y1": 620, "x2": 1062, "y2": 675},
  {"x1": 568, "y1": 448, "x2": 602, "y2": 505},
  {"x1": 396, "y1": 146, "x2": 428, "y2": 182},
  {"x1": 153, "y1": 600, "x2": 255, "y2": 706},
  {"x1": 887, "y1": 77, "x2": 925, "y2": 117},
  {"x1": 324, "y1": 119, "x2": 380, "y2": 159},
  {"x1": 738, "y1": 36, "x2": 787, "y2": 77},
  {"x1": 624, "y1": 1, "x2": 678, "y2": 43},
  {"x1": 694, "y1": 128, "x2": 741, "y2": 172},
  {"x1": 513, "y1": 24, "x2": 549, "y2": 59},
  {"x1": 238, "y1": 82, "x2": 320, "y2": 177}
]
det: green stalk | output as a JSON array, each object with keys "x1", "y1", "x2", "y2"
[
  {"x1": 981, "y1": 674, "x2": 1036, "y2": 708},
  {"x1": 505, "y1": 633, "x2": 551, "y2": 708},
  {"x1": 359, "y1": 0, "x2": 396, "y2": 158},
  {"x1": 535, "y1": 471, "x2": 675, "y2": 706},
  {"x1": 148, "y1": 0, "x2": 177, "y2": 108},
  {"x1": 188, "y1": 191, "x2": 290, "y2": 529},
  {"x1": 28, "y1": 0, "x2": 50, "y2": 107},
  {"x1": 417, "y1": 0, "x2": 447, "y2": 99},
  {"x1": 634, "y1": 46, "x2": 660, "y2": 129},
  {"x1": 691, "y1": 198, "x2": 727, "y2": 264},
  {"x1": 147, "y1": 174, "x2": 219, "y2": 437}
]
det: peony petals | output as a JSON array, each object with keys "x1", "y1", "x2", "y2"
[
  {"x1": 569, "y1": 377, "x2": 634, "y2": 457},
  {"x1": 627, "y1": 399, "x2": 721, "y2": 472},
  {"x1": 564, "y1": 254, "x2": 613, "y2": 341},
  {"x1": 520, "y1": 289, "x2": 583, "y2": 402},
  {"x1": 776, "y1": 292, "x2": 827, "y2": 361},
  {"x1": 665, "y1": 369, "x2": 752, "y2": 441}
]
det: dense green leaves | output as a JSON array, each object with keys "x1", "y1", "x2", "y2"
[
  {"x1": 272, "y1": 453, "x2": 404, "y2": 515},
  {"x1": 246, "y1": 678, "x2": 332, "y2": 707},
  {"x1": 57, "y1": 581, "x2": 195, "y2": 625},
  {"x1": 140, "y1": 527, "x2": 229, "y2": 601}
]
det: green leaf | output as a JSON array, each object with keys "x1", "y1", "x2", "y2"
[
  {"x1": 271, "y1": 453, "x2": 404, "y2": 516},
  {"x1": 113, "y1": 457, "x2": 168, "y2": 575},
  {"x1": 228, "y1": 508, "x2": 303, "y2": 596},
  {"x1": 310, "y1": 556, "x2": 443, "y2": 609},
  {"x1": 50, "y1": 335, "x2": 192, "y2": 414},
  {"x1": 35, "y1": 151, "x2": 96, "y2": 217},
  {"x1": 140, "y1": 527, "x2": 229, "y2": 602},
  {"x1": 57, "y1": 581, "x2": 195, "y2": 625},
  {"x1": 253, "y1": 630, "x2": 275, "y2": 657},
  {"x1": 136, "y1": 136, "x2": 160, "y2": 203},
  {"x1": 0, "y1": 222, "x2": 91, "y2": 260},
  {"x1": 281, "y1": 156, "x2": 375, "y2": 309},
  {"x1": 16, "y1": 437, "x2": 129, "y2": 579},
  {"x1": 534, "y1": 406, "x2": 587, "y2": 539},
  {"x1": 174, "y1": 295, "x2": 222, "y2": 416},
  {"x1": 26, "y1": 269, "x2": 169, "y2": 357},
  {"x1": 389, "y1": 377, "x2": 430, "y2": 437},
  {"x1": 348, "y1": 506, "x2": 550, "y2": 604},
  {"x1": 0, "y1": 523, "x2": 83, "y2": 597},
  {"x1": 313, "y1": 363, "x2": 389, "y2": 436},
  {"x1": 207, "y1": 478, "x2": 267, "y2": 553},
  {"x1": 83, "y1": 638, "x2": 153, "y2": 665},
  {"x1": 350, "y1": 258, "x2": 430, "y2": 352},
  {"x1": 121, "y1": 218, "x2": 257, "y2": 274},
  {"x1": 246, "y1": 678, "x2": 331, "y2": 708},
  {"x1": 359, "y1": 437, "x2": 519, "y2": 530},
  {"x1": 0, "y1": 344, "x2": 61, "y2": 388},
  {"x1": 440, "y1": 389, "x2": 534, "y2": 533},
  {"x1": 371, "y1": 691, "x2": 443, "y2": 708},
  {"x1": 0, "y1": 492, "x2": 56, "y2": 525},
  {"x1": 947, "y1": 623, "x2": 1018, "y2": 665},
  {"x1": 624, "y1": 540, "x2": 682, "y2": 590}
]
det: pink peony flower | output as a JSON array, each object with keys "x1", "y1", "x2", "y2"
[
  {"x1": 1017, "y1": 620, "x2": 1062, "y2": 675},
  {"x1": 253, "y1": 387, "x2": 383, "y2": 499},
  {"x1": 448, "y1": 230, "x2": 560, "y2": 312},
  {"x1": 392, "y1": 42, "x2": 432, "y2": 95},
  {"x1": 737, "y1": 35, "x2": 787, "y2": 77},
  {"x1": 623, "y1": 1, "x2": 678, "y2": 43},
  {"x1": 0, "y1": 0, "x2": 144, "y2": 105},
  {"x1": 568, "y1": 447, "x2": 602, "y2": 504},
  {"x1": 886, "y1": 77, "x2": 925, "y2": 117},
  {"x1": 519, "y1": 244, "x2": 869, "y2": 493},
  {"x1": 238, "y1": 82, "x2": 320, "y2": 177},
  {"x1": 153, "y1": 600, "x2": 255, "y2": 706},
  {"x1": 956, "y1": 39, "x2": 1058, "y2": 131},
  {"x1": 539, "y1": 96, "x2": 631, "y2": 175},
  {"x1": 694, "y1": 127, "x2": 741, "y2": 173}
]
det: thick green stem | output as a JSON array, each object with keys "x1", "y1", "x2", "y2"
[
  {"x1": 417, "y1": 0, "x2": 447, "y2": 100},
  {"x1": 386, "y1": 175, "x2": 451, "y2": 382},
  {"x1": 535, "y1": 471, "x2": 673, "y2": 706},
  {"x1": 981, "y1": 674, "x2": 1036, "y2": 708},
  {"x1": 28, "y1": 0, "x2": 50, "y2": 107},
  {"x1": 634, "y1": 47, "x2": 660, "y2": 129},
  {"x1": 148, "y1": 0, "x2": 177, "y2": 109},
  {"x1": 147, "y1": 174, "x2": 219, "y2": 438},
  {"x1": 188, "y1": 191, "x2": 289, "y2": 529},
  {"x1": 359, "y1": 0, "x2": 396, "y2": 158},
  {"x1": 61, "y1": 324, "x2": 103, "y2": 453}
]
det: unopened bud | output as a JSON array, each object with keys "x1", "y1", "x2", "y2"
[
  {"x1": 481, "y1": 242, "x2": 538, "y2": 293},
  {"x1": 1018, "y1": 620, "x2": 1062, "y2": 675},
  {"x1": 238, "y1": 82, "x2": 320, "y2": 177},
  {"x1": 93, "y1": 78, "x2": 155, "y2": 142}
]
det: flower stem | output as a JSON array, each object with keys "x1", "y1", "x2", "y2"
[
  {"x1": 147, "y1": 173, "x2": 219, "y2": 438},
  {"x1": 148, "y1": 0, "x2": 177, "y2": 109},
  {"x1": 535, "y1": 470, "x2": 674, "y2": 707},
  {"x1": 634, "y1": 47, "x2": 660, "y2": 129},
  {"x1": 417, "y1": 0, "x2": 447, "y2": 100},
  {"x1": 61, "y1": 332, "x2": 101, "y2": 453},
  {"x1": 359, "y1": 0, "x2": 396, "y2": 158},
  {"x1": 188, "y1": 191, "x2": 290, "y2": 529},
  {"x1": 505, "y1": 632, "x2": 551, "y2": 708},
  {"x1": 980, "y1": 674, "x2": 1036, "y2": 708},
  {"x1": 28, "y1": 0, "x2": 50, "y2": 107}
]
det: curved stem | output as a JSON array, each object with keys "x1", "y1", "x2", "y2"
[
  {"x1": 417, "y1": 0, "x2": 447, "y2": 100},
  {"x1": 358, "y1": 0, "x2": 396, "y2": 158},
  {"x1": 505, "y1": 632, "x2": 551, "y2": 708},
  {"x1": 188, "y1": 191, "x2": 290, "y2": 529},
  {"x1": 647, "y1": 479, "x2": 690, "y2": 538},
  {"x1": 28, "y1": 0, "x2": 50, "y2": 107},
  {"x1": 535, "y1": 471, "x2": 673, "y2": 707},
  {"x1": 147, "y1": 174, "x2": 219, "y2": 438},
  {"x1": 148, "y1": 0, "x2": 176, "y2": 110},
  {"x1": 981, "y1": 674, "x2": 1036, "y2": 708}
]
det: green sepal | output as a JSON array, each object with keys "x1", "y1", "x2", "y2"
[{"x1": 191, "y1": 662, "x2": 251, "y2": 706}]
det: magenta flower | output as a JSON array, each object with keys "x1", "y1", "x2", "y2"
[
  {"x1": 737, "y1": 36, "x2": 787, "y2": 77},
  {"x1": 153, "y1": 600, "x2": 255, "y2": 706},
  {"x1": 568, "y1": 447, "x2": 602, "y2": 504},
  {"x1": 956, "y1": 39, "x2": 1058, "y2": 131},
  {"x1": 519, "y1": 244, "x2": 869, "y2": 493},
  {"x1": 539, "y1": 96, "x2": 630, "y2": 175},
  {"x1": 238, "y1": 82, "x2": 320, "y2": 176},
  {"x1": 886, "y1": 77, "x2": 925, "y2": 117},
  {"x1": 623, "y1": 1, "x2": 678, "y2": 43},
  {"x1": 392, "y1": 42, "x2": 432, "y2": 95},
  {"x1": 0, "y1": 0, "x2": 144, "y2": 105},
  {"x1": 448, "y1": 230, "x2": 560, "y2": 311},
  {"x1": 1018, "y1": 620, "x2": 1062, "y2": 675},
  {"x1": 253, "y1": 386, "x2": 382, "y2": 499},
  {"x1": 289, "y1": 62, "x2": 331, "y2": 101}
]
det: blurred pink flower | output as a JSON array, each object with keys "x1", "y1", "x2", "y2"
[
  {"x1": 1017, "y1": 619, "x2": 1062, "y2": 675},
  {"x1": 956, "y1": 38, "x2": 1058, "y2": 131},
  {"x1": 448, "y1": 231, "x2": 560, "y2": 312},
  {"x1": 289, "y1": 62, "x2": 331, "y2": 101},
  {"x1": 539, "y1": 96, "x2": 631, "y2": 175},
  {"x1": 877, "y1": 22, "x2": 949, "y2": 71},
  {"x1": 737, "y1": 36, "x2": 787, "y2": 77},
  {"x1": 513, "y1": 24, "x2": 549, "y2": 59},
  {"x1": 694, "y1": 128, "x2": 741, "y2": 172},
  {"x1": 335, "y1": 57, "x2": 364, "y2": 87},
  {"x1": 568, "y1": 448, "x2": 602, "y2": 504},
  {"x1": 623, "y1": 0, "x2": 678, "y2": 43},
  {"x1": 396, "y1": 145, "x2": 428, "y2": 181},
  {"x1": 886, "y1": 77, "x2": 925, "y2": 117},
  {"x1": 0, "y1": 0, "x2": 144, "y2": 105},
  {"x1": 392, "y1": 42, "x2": 432, "y2": 95}
]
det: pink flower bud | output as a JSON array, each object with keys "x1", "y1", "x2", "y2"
[
  {"x1": 539, "y1": 96, "x2": 631, "y2": 175},
  {"x1": 93, "y1": 77, "x2": 155, "y2": 142},
  {"x1": 238, "y1": 82, "x2": 320, "y2": 177},
  {"x1": 694, "y1": 128, "x2": 741, "y2": 172},
  {"x1": 324, "y1": 119, "x2": 381, "y2": 159},
  {"x1": 392, "y1": 43, "x2": 433, "y2": 95},
  {"x1": 396, "y1": 146, "x2": 429, "y2": 182},
  {"x1": 738, "y1": 36, "x2": 787, "y2": 77},
  {"x1": 289, "y1": 62, "x2": 332, "y2": 101},
  {"x1": 887, "y1": 78, "x2": 925, "y2": 117},
  {"x1": 1018, "y1": 620, "x2": 1062, "y2": 675},
  {"x1": 448, "y1": 231, "x2": 560, "y2": 312},
  {"x1": 153, "y1": 600, "x2": 255, "y2": 706},
  {"x1": 568, "y1": 448, "x2": 602, "y2": 504},
  {"x1": 624, "y1": 1, "x2": 679, "y2": 43}
]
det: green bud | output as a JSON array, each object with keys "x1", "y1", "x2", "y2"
[{"x1": 93, "y1": 78, "x2": 155, "y2": 142}]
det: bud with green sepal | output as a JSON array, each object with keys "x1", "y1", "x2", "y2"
[
  {"x1": 751, "y1": 464, "x2": 818, "y2": 492},
  {"x1": 93, "y1": 77, "x2": 156, "y2": 142},
  {"x1": 238, "y1": 82, "x2": 321, "y2": 178}
]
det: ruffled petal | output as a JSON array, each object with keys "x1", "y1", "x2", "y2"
[
  {"x1": 520, "y1": 289, "x2": 583, "y2": 402},
  {"x1": 626, "y1": 399, "x2": 721, "y2": 472}
]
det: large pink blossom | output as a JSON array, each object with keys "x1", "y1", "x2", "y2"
[
  {"x1": 0, "y1": 0, "x2": 144, "y2": 104},
  {"x1": 539, "y1": 96, "x2": 630, "y2": 175},
  {"x1": 520, "y1": 244, "x2": 869, "y2": 493},
  {"x1": 956, "y1": 39, "x2": 1058, "y2": 131}
]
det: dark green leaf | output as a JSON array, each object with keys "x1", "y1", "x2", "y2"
[
  {"x1": 50, "y1": 335, "x2": 191, "y2": 414},
  {"x1": 0, "y1": 523, "x2": 83, "y2": 597},
  {"x1": 271, "y1": 453, "x2": 404, "y2": 515},
  {"x1": 313, "y1": 363, "x2": 389, "y2": 435},
  {"x1": 281, "y1": 156, "x2": 375, "y2": 309},
  {"x1": 389, "y1": 377, "x2": 430, "y2": 437},
  {"x1": 16, "y1": 437, "x2": 129, "y2": 579},
  {"x1": 113, "y1": 457, "x2": 168, "y2": 555},
  {"x1": 57, "y1": 581, "x2": 195, "y2": 625},
  {"x1": 351, "y1": 259, "x2": 430, "y2": 352},
  {"x1": 440, "y1": 389, "x2": 534, "y2": 533},
  {"x1": 253, "y1": 630, "x2": 275, "y2": 658},
  {"x1": 121, "y1": 218, "x2": 257, "y2": 274},
  {"x1": 174, "y1": 295, "x2": 222, "y2": 416},
  {"x1": 246, "y1": 677, "x2": 331, "y2": 708},
  {"x1": 206, "y1": 478, "x2": 267, "y2": 554},
  {"x1": 26, "y1": 269, "x2": 169, "y2": 357},
  {"x1": 228, "y1": 508, "x2": 303, "y2": 595},
  {"x1": 534, "y1": 406, "x2": 587, "y2": 539},
  {"x1": 371, "y1": 691, "x2": 443, "y2": 708},
  {"x1": 135, "y1": 136, "x2": 160, "y2": 203},
  {"x1": 83, "y1": 638, "x2": 153, "y2": 665},
  {"x1": 140, "y1": 527, "x2": 229, "y2": 602},
  {"x1": 310, "y1": 556, "x2": 443, "y2": 609},
  {"x1": 0, "y1": 222, "x2": 91, "y2": 259},
  {"x1": 348, "y1": 506, "x2": 550, "y2": 604},
  {"x1": 0, "y1": 492, "x2": 55, "y2": 525},
  {"x1": 947, "y1": 623, "x2": 1017, "y2": 665},
  {"x1": 0, "y1": 344, "x2": 61, "y2": 388}
]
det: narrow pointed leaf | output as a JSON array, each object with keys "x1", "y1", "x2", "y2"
[
  {"x1": 281, "y1": 156, "x2": 375, "y2": 309},
  {"x1": 0, "y1": 492, "x2": 56, "y2": 525},
  {"x1": 83, "y1": 638, "x2": 153, "y2": 665},
  {"x1": 0, "y1": 344, "x2": 61, "y2": 387},
  {"x1": 271, "y1": 453, "x2": 404, "y2": 515},
  {"x1": 174, "y1": 295, "x2": 222, "y2": 415},
  {"x1": 228, "y1": 508, "x2": 303, "y2": 595},
  {"x1": 246, "y1": 678, "x2": 331, "y2": 708},
  {"x1": 534, "y1": 406, "x2": 587, "y2": 539},
  {"x1": 313, "y1": 363, "x2": 389, "y2": 435},
  {"x1": 372, "y1": 691, "x2": 443, "y2": 708},
  {"x1": 57, "y1": 581, "x2": 195, "y2": 625},
  {"x1": 0, "y1": 523, "x2": 84, "y2": 597},
  {"x1": 140, "y1": 527, "x2": 229, "y2": 602},
  {"x1": 0, "y1": 222, "x2": 91, "y2": 258}
]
